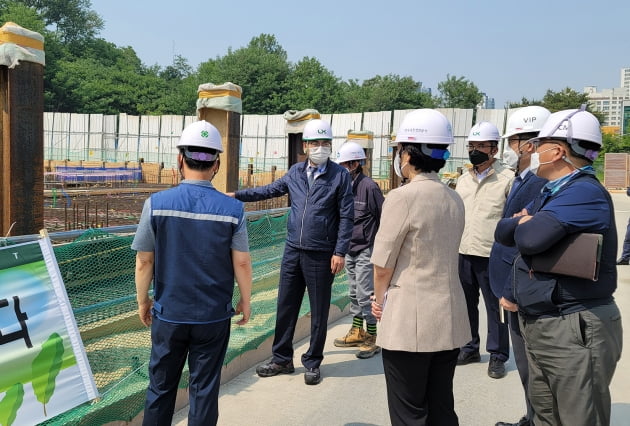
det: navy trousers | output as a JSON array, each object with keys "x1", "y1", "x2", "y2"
[
  {"x1": 458, "y1": 254, "x2": 509, "y2": 361},
  {"x1": 143, "y1": 317, "x2": 230, "y2": 426},
  {"x1": 271, "y1": 245, "x2": 335, "y2": 369},
  {"x1": 621, "y1": 218, "x2": 630, "y2": 259}
]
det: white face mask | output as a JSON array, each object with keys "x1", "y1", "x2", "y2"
[
  {"x1": 308, "y1": 146, "x2": 331, "y2": 165},
  {"x1": 529, "y1": 146, "x2": 558, "y2": 176},
  {"x1": 502, "y1": 149, "x2": 519, "y2": 170},
  {"x1": 393, "y1": 151, "x2": 409, "y2": 179}
]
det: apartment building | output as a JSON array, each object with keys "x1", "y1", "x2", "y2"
[{"x1": 584, "y1": 67, "x2": 630, "y2": 129}]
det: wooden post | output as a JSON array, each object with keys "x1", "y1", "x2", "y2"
[
  {"x1": 0, "y1": 23, "x2": 45, "y2": 237},
  {"x1": 196, "y1": 83, "x2": 242, "y2": 193}
]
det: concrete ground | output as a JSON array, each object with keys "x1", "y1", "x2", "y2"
[{"x1": 172, "y1": 192, "x2": 630, "y2": 426}]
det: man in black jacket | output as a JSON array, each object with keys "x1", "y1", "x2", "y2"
[{"x1": 333, "y1": 141, "x2": 384, "y2": 359}]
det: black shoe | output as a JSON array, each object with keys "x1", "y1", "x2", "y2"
[
  {"x1": 617, "y1": 258, "x2": 629, "y2": 265},
  {"x1": 256, "y1": 361, "x2": 295, "y2": 377},
  {"x1": 495, "y1": 416, "x2": 531, "y2": 426},
  {"x1": 304, "y1": 367, "x2": 321, "y2": 385},
  {"x1": 456, "y1": 350, "x2": 481, "y2": 365},
  {"x1": 488, "y1": 357, "x2": 507, "y2": 379}
]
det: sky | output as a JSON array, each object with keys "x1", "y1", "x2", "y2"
[{"x1": 91, "y1": 0, "x2": 630, "y2": 108}]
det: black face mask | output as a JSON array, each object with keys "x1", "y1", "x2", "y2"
[{"x1": 469, "y1": 150, "x2": 489, "y2": 165}]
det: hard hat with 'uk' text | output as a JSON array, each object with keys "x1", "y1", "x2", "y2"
[
  {"x1": 468, "y1": 121, "x2": 500, "y2": 142},
  {"x1": 303, "y1": 119, "x2": 333, "y2": 141}
]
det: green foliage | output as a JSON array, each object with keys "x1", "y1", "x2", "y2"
[
  {"x1": 508, "y1": 87, "x2": 605, "y2": 123},
  {"x1": 344, "y1": 74, "x2": 434, "y2": 113},
  {"x1": 283, "y1": 57, "x2": 344, "y2": 112},
  {"x1": 198, "y1": 34, "x2": 290, "y2": 114},
  {"x1": 0, "y1": 1, "x2": 45, "y2": 33},
  {"x1": 601, "y1": 133, "x2": 630, "y2": 154},
  {"x1": 17, "y1": 0, "x2": 103, "y2": 43},
  {"x1": 31, "y1": 333, "x2": 65, "y2": 417},
  {"x1": 0, "y1": 383, "x2": 24, "y2": 426},
  {"x1": 437, "y1": 74, "x2": 483, "y2": 109}
]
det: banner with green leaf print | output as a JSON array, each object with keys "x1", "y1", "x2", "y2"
[{"x1": 0, "y1": 237, "x2": 98, "y2": 426}]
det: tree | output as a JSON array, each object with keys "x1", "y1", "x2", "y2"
[
  {"x1": 436, "y1": 74, "x2": 483, "y2": 109},
  {"x1": 16, "y1": 0, "x2": 103, "y2": 43},
  {"x1": 283, "y1": 57, "x2": 345, "y2": 112},
  {"x1": 509, "y1": 87, "x2": 605, "y2": 123},
  {"x1": 345, "y1": 74, "x2": 434, "y2": 112},
  {"x1": 197, "y1": 34, "x2": 291, "y2": 114}
]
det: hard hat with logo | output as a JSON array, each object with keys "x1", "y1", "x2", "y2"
[
  {"x1": 176, "y1": 120, "x2": 223, "y2": 152},
  {"x1": 468, "y1": 121, "x2": 500, "y2": 142},
  {"x1": 503, "y1": 106, "x2": 551, "y2": 138},
  {"x1": 529, "y1": 106, "x2": 602, "y2": 160},
  {"x1": 303, "y1": 119, "x2": 333, "y2": 141},
  {"x1": 395, "y1": 109, "x2": 454, "y2": 144},
  {"x1": 336, "y1": 142, "x2": 366, "y2": 163},
  {"x1": 531, "y1": 106, "x2": 602, "y2": 147}
]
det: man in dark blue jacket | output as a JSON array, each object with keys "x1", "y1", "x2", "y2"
[
  {"x1": 232, "y1": 119, "x2": 353, "y2": 385},
  {"x1": 495, "y1": 108, "x2": 623, "y2": 426},
  {"x1": 489, "y1": 106, "x2": 550, "y2": 426}
]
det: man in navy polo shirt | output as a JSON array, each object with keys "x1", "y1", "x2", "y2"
[
  {"x1": 133, "y1": 120, "x2": 252, "y2": 426},
  {"x1": 495, "y1": 107, "x2": 623, "y2": 425}
]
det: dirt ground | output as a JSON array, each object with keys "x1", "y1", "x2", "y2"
[
  {"x1": 43, "y1": 184, "x2": 290, "y2": 232},
  {"x1": 43, "y1": 186, "x2": 159, "y2": 232}
]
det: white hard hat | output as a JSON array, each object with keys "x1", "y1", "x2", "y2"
[
  {"x1": 503, "y1": 106, "x2": 551, "y2": 138},
  {"x1": 336, "y1": 142, "x2": 366, "y2": 163},
  {"x1": 468, "y1": 121, "x2": 500, "y2": 142},
  {"x1": 395, "y1": 109, "x2": 454, "y2": 144},
  {"x1": 303, "y1": 119, "x2": 333, "y2": 141},
  {"x1": 176, "y1": 120, "x2": 223, "y2": 152},
  {"x1": 531, "y1": 107, "x2": 602, "y2": 147}
]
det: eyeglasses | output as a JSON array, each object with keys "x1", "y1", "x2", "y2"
[
  {"x1": 507, "y1": 136, "x2": 532, "y2": 145},
  {"x1": 306, "y1": 140, "x2": 332, "y2": 148},
  {"x1": 467, "y1": 144, "x2": 494, "y2": 150}
]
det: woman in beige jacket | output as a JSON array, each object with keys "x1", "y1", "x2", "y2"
[{"x1": 371, "y1": 109, "x2": 471, "y2": 426}]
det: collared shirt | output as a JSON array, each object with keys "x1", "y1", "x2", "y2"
[
  {"x1": 473, "y1": 166, "x2": 492, "y2": 183},
  {"x1": 132, "y1": 179, "x2": 249, "y2": 253},
  {"x1": 306, "y1": 162, "x2": 327, "y2": 183},
  {"x1": 542, "y1": 165, "x2": 596, "y2": 197}
]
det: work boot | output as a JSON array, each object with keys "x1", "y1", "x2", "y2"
[
  {"x1": 356, "y1": 334, "x2": 381, "y2": 359},
  {"x1": 334, "y1": 326, "x2": 366, "y2": 347}
]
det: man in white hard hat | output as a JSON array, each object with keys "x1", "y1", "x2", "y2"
[
  {"x1": 489, "y1": 106, "x2": 550, "y2": 426},
  {"x1": 455, "y1": 121, "x2": 513, "y2": 379},
  {"x1": 230, "y1": 119, "x2": 353, "y2": 385},
  {"x1": 495, "y1": 107, "x2": 623, "y2": 425},
  {"x1": 132, "y1": 120, "x2": 252, "y2": 426},
  {"x1": 333, "y1": 141, "x2": 384, "y2": 359}
]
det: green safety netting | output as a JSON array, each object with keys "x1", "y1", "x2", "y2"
[{"x1": 40, "y1": 211, "x2": 350, "y2": 425}]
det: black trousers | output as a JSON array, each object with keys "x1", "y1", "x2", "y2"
[
  {"x1": 458, "y1": 254, "x2": 509, "y2": 360},
  {"x1": 143, "y1": 317, "x2": 230, "y2": 426},
  {"x1": 271, "y1": 245, "x2": 334, "y2": 369},
  {"x1": 382, "y1": 348, "x2": 460, "y2": 426}
]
